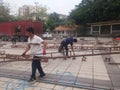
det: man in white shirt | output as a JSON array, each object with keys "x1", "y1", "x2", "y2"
[{"x1": 22, "y1": 27, "x2": 47, "y2": 82}]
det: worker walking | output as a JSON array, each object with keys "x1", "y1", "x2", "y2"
[{"x1": 22, "y1": 27, "x2": 47, "y2": 82}]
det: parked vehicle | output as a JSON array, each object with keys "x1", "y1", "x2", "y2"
[
  {"x1": 0, "y1": 20, "x2": 43, "y2": 41},
  {"x1": 42, "y1": 31, "x2": 53, "y2": 39}
]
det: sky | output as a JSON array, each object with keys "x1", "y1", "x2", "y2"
[{"x1": 3, "y1": 0, "x2": 82, "y2": 15}]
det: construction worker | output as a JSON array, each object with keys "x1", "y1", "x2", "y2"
[
  {"x1": 58, "y1": 37, "x2": 77, "y2": 56},
  {"x1": 22, "y1": 27, "x2": 47, "y2": 82},
  {"x1": 11, "y1": 36, "x2": 16, "y2": 45}
]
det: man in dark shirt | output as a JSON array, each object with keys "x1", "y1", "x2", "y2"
[{"x1": 59, "y1": 37, "x2": 77, "y2": 56}]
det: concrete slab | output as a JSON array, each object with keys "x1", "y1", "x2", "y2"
[{"x1": 0, "y1": 37, "x2": 120, "y2": 90}]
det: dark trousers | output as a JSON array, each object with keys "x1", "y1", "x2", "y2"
[
  {"x1": 59, "y1": 41, "x2": 68, "y2": 56},
  {"x1": 31, "y1": 56, "x2": 45, "y2": 78},
  {"x1": 12, "y1": 40, "x2": 16, "y2": 45}
]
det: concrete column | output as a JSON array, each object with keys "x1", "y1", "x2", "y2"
[
  {"x1": 90, "y1": 26, "x2": 93, "y2": 35},
  {"x1": 99, "y1": 25, "x2": 101, "y2": 35},
  {"x1": 110, "y1": 24, "x2": 112, "y2": 34}
]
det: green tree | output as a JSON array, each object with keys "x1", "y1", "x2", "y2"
[
  {"x1": 36, "y1": 5, "x2": 48, "y2": 21},
  {"x1": 45, "y1": 18, "x2": 56, "y2": 31},
  {"x1": 45, "y1": 12, "x2": 67, "y2": 32},
  {"x1": 0, "y1": 4, "x2": 10, "y2": 22},
  {"x1": 49, "y1": 12, "x2": 61, "y2": 26},
  {"x1": 69, "y1": 0, "x2": 120, "y2": 24}
]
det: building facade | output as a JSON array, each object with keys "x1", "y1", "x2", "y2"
[
  {"x1": 19, "y1": 5, "x2": 36, "y2": 16},
  {"x1": 88, "y1": 20, "x2": 120, "y2": 36}
]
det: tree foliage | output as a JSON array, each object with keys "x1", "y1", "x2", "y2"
[
  {"x1": 36, "y1": 5, "x2": 48, "y2": 21},
  {"x1": 69, "y1": 0, "x2": 120, "y2": 24},
  {"x1": 0, "y1": 4, "x2": 10, "y2": 22},
  {"x1": 45, "y1": 12, "x2": 67, "y2": 32}
]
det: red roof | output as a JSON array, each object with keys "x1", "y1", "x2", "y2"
[{"x1": 54, "y1": 25, "x2": 78, "y2": 31}]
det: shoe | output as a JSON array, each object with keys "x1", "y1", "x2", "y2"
[
  {"x1": 66, "y1": 56, "x2": 70, "y2": 58},
  {"x1": 28, "y1": 77, "x2": 36, "y2": 82},
  {"x1": 40, "y1": 73, "x2": 46, "y2": 78}
]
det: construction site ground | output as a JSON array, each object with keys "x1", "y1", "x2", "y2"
[{"x1": 0, "y1": 37, "x2": 120, "y2": 90}]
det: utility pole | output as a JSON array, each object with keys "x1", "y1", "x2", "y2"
[
  {"x1": 34, "y1": 2, "x2": 39, "y2": 13},
  {"x1": 34, "y1": 2, "x2": 39, "y2": 20}
]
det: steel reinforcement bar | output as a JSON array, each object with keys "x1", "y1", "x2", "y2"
[{"x1": 0, "y1": 50, "x2": 120, "y2": 63}]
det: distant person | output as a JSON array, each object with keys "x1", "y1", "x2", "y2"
[
  {"x1": 22, "y1": 27, "x2": 47, "y2": 82},
  {"x1": 58, "y1": 37, "x2": 77, "y2": 56},
  {"x1": 11, "y1": 36, "x2": 16, "y2": 45}
]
